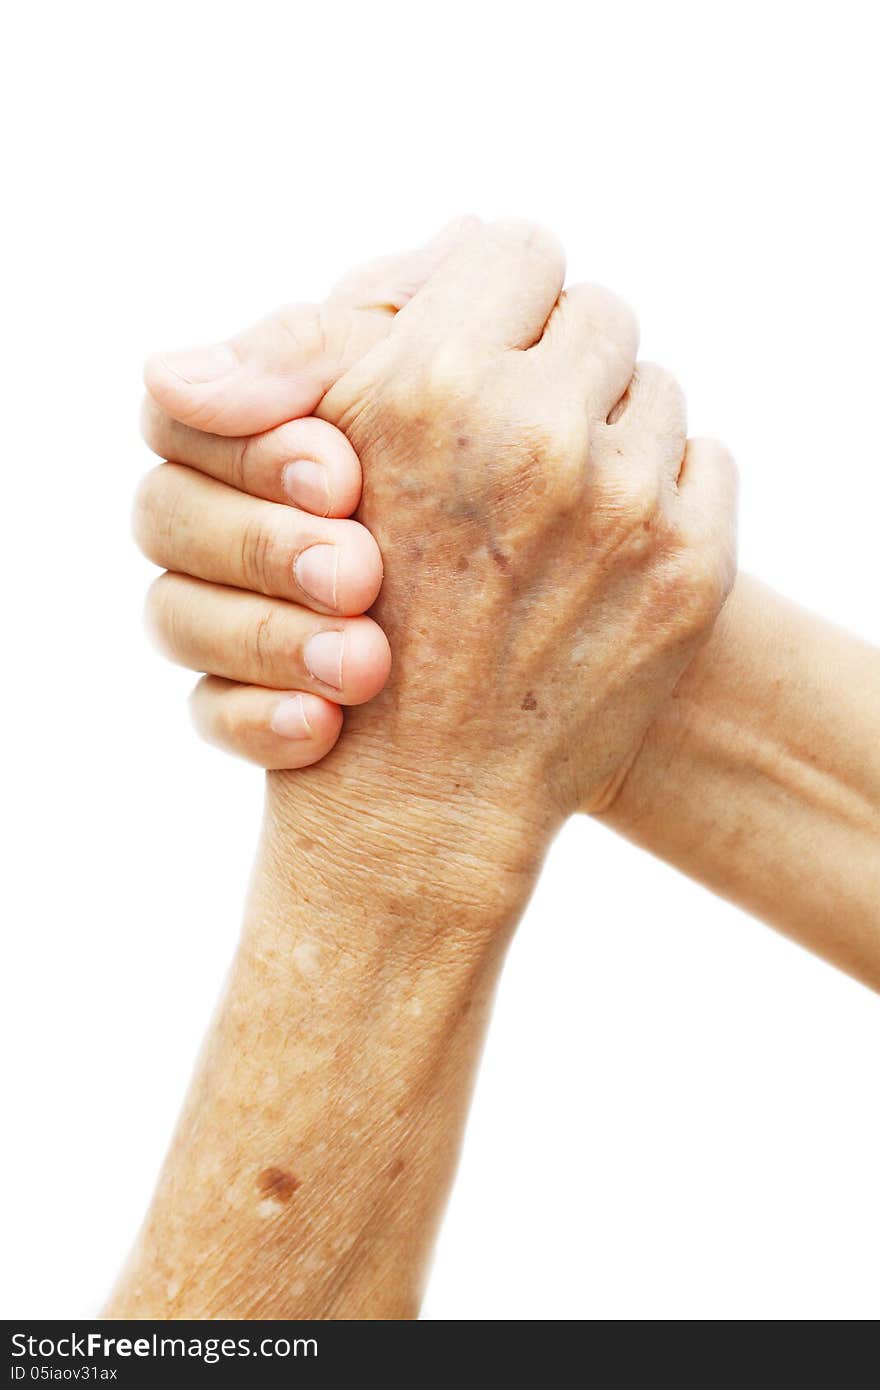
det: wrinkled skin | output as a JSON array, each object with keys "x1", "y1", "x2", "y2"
[
  {"x1": 138, "y1": 218, "x2": 737, "y2": 892},
  {"x1": 302, "y1": 221, "x2": 736, "y2": 828}
]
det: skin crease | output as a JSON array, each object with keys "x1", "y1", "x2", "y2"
[{"x1": 110, "y1": 221, "x2": 737, "y2": 1319}]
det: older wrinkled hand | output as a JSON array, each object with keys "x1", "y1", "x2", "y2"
[{"x1": 136, "y1": 218, "x2": 736, "y2": 838}]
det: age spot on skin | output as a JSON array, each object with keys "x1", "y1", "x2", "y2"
[
  {"x1": 258, "y1": 1167, "x2": 300, "y2": 1203},
  {"x1": 521, "y1": 692, "x2": 538, "y2": 711},
  {"x1": 388, "y1": 1158, "x2": 406, "y2": 1180},
  {"x1": 292, "y1": 940, "x2": 321, "y2": 976}
]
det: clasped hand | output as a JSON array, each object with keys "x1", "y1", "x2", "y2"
[{"x1": 136, "y1": 217, "x2": 736, "y2": 858}]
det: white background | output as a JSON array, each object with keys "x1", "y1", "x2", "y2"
[{"x1": 2, "y1": 0, "x2": 878, "y2": 1320}]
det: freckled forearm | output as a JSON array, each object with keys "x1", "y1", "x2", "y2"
[
  {"x1": 601, "y1": 575, "x2": 880, "y2": 988},
  {"x1": 105, "y1": 781, "x2": 533, "y2": 1320}
]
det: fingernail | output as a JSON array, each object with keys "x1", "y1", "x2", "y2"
[
  {"x1": 159, "y1": 343, "x2": 237, "y2": 384},
  {"x1": 294, "y1": 544, "x2": 339, "y2": 608},
  {"x1": 283, "y1": 460, "x2": 331, "y2": 516},
  {"x1": 304, "y1": 630, "x2": 344, "y2": 690},
  {"x1": 270, "y1": 694, "x2": 314, "y2": 740}
]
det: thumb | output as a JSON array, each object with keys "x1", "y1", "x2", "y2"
[
  {"x1": 144, "y1": 301, "x2": 361, "y2": 437},
  {"x1": 144, "y1": 218, "x2": 479, "y2": 438}
]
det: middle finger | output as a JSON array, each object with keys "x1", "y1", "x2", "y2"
[{"x1": 134, "y1": 463, "x2": 384, "y2": 617}]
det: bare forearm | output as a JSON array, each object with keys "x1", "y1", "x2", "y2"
[
  {"x1": 603, "y1": 575, "x2": 880, "y2": 988},
  {"x1": 106, "y1": 777, "x2": 537, "y2": 1319}
]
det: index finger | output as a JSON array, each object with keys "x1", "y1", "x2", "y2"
[{"x1": 140, "y1": 399, "x2": 364, "y2": 519}]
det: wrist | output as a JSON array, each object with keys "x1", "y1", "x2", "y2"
[{"x1": 257, "y1": 750, "x2": 554, "y2": 956}]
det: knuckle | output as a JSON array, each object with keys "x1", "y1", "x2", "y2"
[
  {"x1": 703, "y1": 436, "x2": 739, "y2": 489},
  {"x1": 637, "y1": 362, "x2": 687, "y2": 423},
  {"x1": 189, "y1": 677, "x2": 245, "y2": 755},
  {"x1": 132, "y1": 465, "x2": 175, "y2": 563},
  {"x1": 188, "y1": 676, "x2": 213, "y2": 738},
  {"x1": 248, "y1": 606, "x2": 280, "y2": 680},
  {"x1": 216, "y1": 692, "x2": 247, "y2": 749},
  {"x1": 687, "y1": 436, "x2": 740, "y2": 506},
  {"x1": 238, "y1": 514, "x2": 281, "y2": 594},
  {"x1": 618, "y1": 363, "x2": 688, "y2": 464},
  {"x1": 143, "y1": 572, "x2": 181, "y2": 657},
  {"x1": 691, "y1": 433, "x2": 732, "y2": 459},
  {"x1": 489, "y1": 218, "x2": 565, "y2": 276},
  {"x1": 571, "y1": 282, "x2": 639, "y2": 351},
  {"x1": 139, "y1": 394, "x2": 166, "y2": 456},
  {"x1": 230, "y1": 431, "x2": 259, "y2": 493},
  {"x1": 602, "y1": 291, "x2": 638, "y2": 350}
]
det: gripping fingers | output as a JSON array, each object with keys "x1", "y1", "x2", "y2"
[
  {"x1": 134, "y1": 464, "x2": 383, "y2": 616},
  {"x1": 141, "y1": 400, "x2": 364, "y2": 519},
  {"x1": 190, "y1": 676, "x2": 344, "y2": 771},
  {"x1": 146, "y1": 574, "x2": 391, "y2": 703}
]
